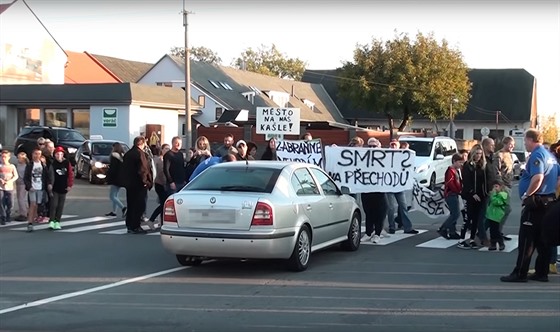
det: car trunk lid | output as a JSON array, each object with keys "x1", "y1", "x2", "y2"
[{"x1": 173, "y1": 192, "x2": 264, "y2": 231}]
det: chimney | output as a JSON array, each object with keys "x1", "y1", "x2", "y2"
[{"x1": 291, "y1": 85, "x2": 295, "y2": 97}]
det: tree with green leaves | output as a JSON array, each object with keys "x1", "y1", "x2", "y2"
[
  {"x1": 232, "y1": 44, "x2": 307, "y2": 81},
  {"x1": 338, "y1": 32, "x2": 471, "y2": 133},
  {"x1": 170, "y1": 46, "x2": 222, "y2": 64}
]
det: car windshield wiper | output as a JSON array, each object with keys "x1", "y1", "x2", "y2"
[{"x1": 220, "y1": 185, "x2": 264, "y2": 192}]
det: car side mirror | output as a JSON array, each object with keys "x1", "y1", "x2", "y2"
[
  {"x1": 435, "y1": 154, "x2": 444, "y2": 160},
  {"x1": 340, "y1": 186, "x2": 351, "y2": 195}
]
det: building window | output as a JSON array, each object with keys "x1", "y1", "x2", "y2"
[
  {"x1": 215, "y1": 107, "x2": 223, "y2": 120},
  {"x1": 455, "y1": 129, "x2": 464, "y2": 139},
  {"x1": 72, "y1": 109, "x2": 90, "y2": 138},
  {"x1": 21, "y1": 108, "x2": 40, "y2": 126},
  {"x1": 197, "y1": 95, "x2": 205, "y2": 107},
  {"x1": 45, "y1": 109, "x2": 68, "y2": 127},
  {"x1": 156, "y1": 82, "x2": 173, "y2": 87}
]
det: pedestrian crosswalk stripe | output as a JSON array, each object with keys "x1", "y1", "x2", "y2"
[
  {"x1": 11, "y1": 216, "x2": 113, "y2": 231},
  {"x1": 100, "y1": 228, "x2": 161, "y2": 235},
  {"x1": 361, "y1": 229, "x2": 428, "y2": 246},
  {"x1": 99, "y1": 228, "x2": 128, "y2": 235},
  {"x1": 0, "y1": 215, "x2": 79, "y2": 228},
  {"x1": 416, "y1": 236, "x2": 459, "y2": 249},
  {"x1": 478, "y1": 235, "x2": 518, "y2": 252},
  {"x1": 59, "y1": 221, "x2": 125, "y2": 233}
]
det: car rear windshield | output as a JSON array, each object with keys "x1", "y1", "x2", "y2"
[
  {"x1": 57, "y1": 129, "x2": 86, "y2": 142},
  {"x1": 185, "y1": 167, "x2": 282, "y2": 193},
  {"x1": 402, "y1": 140, "x2": 432, "y2": 157}
]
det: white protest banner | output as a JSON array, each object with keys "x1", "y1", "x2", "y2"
[
  {"x1": 324, "y1": 146, "x2": 415, "y2": 193},
  {"x1": 409, "y1": 180, "x2": 450, "y2": 218},
  {"x1": 256, "y1": 107, "x2": 300, "y2": 135},
  {"x1": 276, "y1": 139, "x2": 323, "y2": 167}
]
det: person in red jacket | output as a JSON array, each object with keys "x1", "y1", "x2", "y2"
[{"x1": 438, "y1": 153, "x2": 465, "y2": 239}]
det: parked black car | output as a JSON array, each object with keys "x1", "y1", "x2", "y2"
[
  {"x1": 75, "y1": 140, "x2": 129, "y2": 184},
  {"x1": 14, "y1": 126, "x2": 86, "y2": 164}
]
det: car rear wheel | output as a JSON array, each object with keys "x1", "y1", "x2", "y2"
[
  {"x1": 429, "y1": 173, "x2": 437, "y2": 191},
  {"x1": 288, "y1": 225, "x2": 311, "y2": 272},
  {"x1": 176, "y1": 255, "x2": 203, "y2": 266},
  {"x1": 341, "y1": 211, "x2": 361, "y2": 251}
]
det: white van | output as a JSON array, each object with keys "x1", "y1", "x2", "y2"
[{"x1": 398, "y1": 136, "x2": 458, "y2": 190}]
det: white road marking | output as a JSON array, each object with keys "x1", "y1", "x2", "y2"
[
  {"x1": 478, "y1": 235, "x2": 519, "y2": 252},
  {"x1": 361, "y1": 229, "x2": 427, "y2": 246},
  {"x1": 416, "y1": 236, "x2": 460, "y2": 249},
  {"x1": 0, "y1": 215, "x2": 79, "y2": 228},
  {"x1": 59, "y1": 221, "x2": 125, "y2": 233},
  {"x1": 0, "y1": 266, "x2": 188, "y2": 315},
  {"x1": 11, "y1": 216, "x2": 113, "y2": 231},
  {"x1": 99, "y1": 228, "x2": 128, "y2": 235}
]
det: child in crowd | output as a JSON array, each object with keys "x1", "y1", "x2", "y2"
[
  {"x1": 439, "y1": 153, "x2": 465, "y2": 240},
  {"x1": 0, "y1": 150, "x2": 19, "y2": 225},
  {"x1": 15, "y1": 152, "x2": 29, "y2": 221},
  {"x1": 24, "y1": 148, "x2": 51, "y2": 232},
  {"x1": 485, "y1": 179, "x2": 508, "y2": 251},
  {"x1": 48, "y1": 146, "x2": 74, "y2": 230}
]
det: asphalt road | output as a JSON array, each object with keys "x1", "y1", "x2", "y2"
[{"x1": 0, "y1": 179, "x2": 558, "y2": 332}]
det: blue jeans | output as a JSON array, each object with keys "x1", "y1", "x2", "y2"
[
  {"x1": 0, "y1": 190, "x2": 13, "y2": 223},
  {"x1": 387, "y1": 192, "x2": 413, "y2": 232},
  {"x1": 551, "y1": 247, "x2": 558, "y2": 264},
  {"x1": 109, "y1": 185, "x2": 125, "y2": 213},
  {"x1": 442, "y1": 195, "x2": 461, "y2": 233}
]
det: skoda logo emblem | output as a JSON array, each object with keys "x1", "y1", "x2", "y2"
[
  {"x1": 210, "y1": 197, "x2": 216, "y2": 204},
  {"x1": 176, "y1": 199, "x2": 183, "y2": 205}
]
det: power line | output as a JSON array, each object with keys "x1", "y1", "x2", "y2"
[{"x1": 21, "y1": 0, "x2": 68, "y2": 57}]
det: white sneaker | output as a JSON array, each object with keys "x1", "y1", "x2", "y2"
[
  {"x1": 372, "y1": 235, "x2": 381, "y2": 243},
  {"x1": 380, "y1": 229, "x2": 391, "y2": 238},
  {"x1": 361, "y1": 234, "x2": 373, "y2": 242}
]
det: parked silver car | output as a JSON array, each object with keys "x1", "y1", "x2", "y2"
[{"x1": 160, "y1": 161, "x2": 362, "y2": 271}]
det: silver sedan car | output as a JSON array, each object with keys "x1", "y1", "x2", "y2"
[{"x1": 160, "y1": 161, "x2": 362, "y2": 271}]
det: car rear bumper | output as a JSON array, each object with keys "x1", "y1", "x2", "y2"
[{"x1": 160, "y1": 227, "x2": 296, "y2": 259}]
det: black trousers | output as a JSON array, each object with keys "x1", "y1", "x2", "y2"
[
  {"x1": 466, "y1": 199, "x2": 484, "y2": 240},
  {"x1": 511, "y1": 203, "x2": 552, "y2": 278},
  {"x1": 125, "y1": 187, "x2": 147, "y2": 230},
  {"x1": 361, "y1": 192, "x2": 387, "y2": 236},
  {"x1": 149, "y1": 184, "x2": 169, "y2": 222}
]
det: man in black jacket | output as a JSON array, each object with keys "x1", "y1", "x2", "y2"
[{"x1": 122, "y1": 136, "x2": 153, "y2": 234}]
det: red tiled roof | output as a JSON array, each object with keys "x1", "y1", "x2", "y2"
[{"x1": 64, "y1": 51, "x2": 121, "y2": 84}]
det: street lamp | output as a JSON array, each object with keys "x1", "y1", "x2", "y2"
[{"x1": 449, "y1": 98, "x2": 459, "y2": 139}]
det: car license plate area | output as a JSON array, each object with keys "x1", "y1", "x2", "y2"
[{"x1": 188, "y1": 209, "x2": 236, "y2": 224}]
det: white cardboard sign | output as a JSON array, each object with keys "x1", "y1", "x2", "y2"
[
  {"x1": 256, "y1": 107, "x2": 300, "y2": 135},
  {"x1": 275, "y1": 139, "x2": 323, "y2": 167},
  {"x1": 324, "y1": 146, "x2": 416, "y2": 193}
]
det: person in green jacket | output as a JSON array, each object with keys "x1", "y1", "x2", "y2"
[{"x1": 486, "y1": 179, "x2": 509, "y2": 251}]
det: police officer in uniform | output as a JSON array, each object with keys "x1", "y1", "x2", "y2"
[{"x1": 501, "y1": 129, "x2": 560, "y2": 282}]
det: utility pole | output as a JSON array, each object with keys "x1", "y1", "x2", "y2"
[
  {"x1": 182, "y1": 0, "x2": 193, "y2": 149},
  {"x1": 495, "y1": 110, "x2": 500, "y2": 131}
]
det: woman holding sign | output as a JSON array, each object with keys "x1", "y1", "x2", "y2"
[
  {"x1": 360, "y1": 137, "x2": 388, "y2": 244},
  {"x1": 261, "y1": 138, "x2": 278, "y2": 161}
]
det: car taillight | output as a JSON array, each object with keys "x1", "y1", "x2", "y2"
[
  {"x1": 251, "y1": 202, "x2": 273, "y2": 226},
  {"x1": 163, "y1": 199, "x2": 177, "y2": 223}
]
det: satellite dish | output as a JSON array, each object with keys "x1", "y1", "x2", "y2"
[{"x1": 481, "y1": 127, "x2": 490, "y2": 136}]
